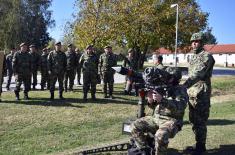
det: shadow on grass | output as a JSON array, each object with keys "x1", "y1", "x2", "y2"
[
  {"x1": 2, "y1": 98, "x2": 84, "y2": 108},
  {"x1": 2, "y1": 96, "x2": 138, "y2": 107},
  {"x1": 184, "y1": 119, "x2": 235, "y2": 126},
  {"x1": 179, "y1": 145, "x2": 235, "y2": 155}
]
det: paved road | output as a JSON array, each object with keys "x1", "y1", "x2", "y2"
[{"x1": 2, "y1": 67, "x2": 235, "y2": 92}]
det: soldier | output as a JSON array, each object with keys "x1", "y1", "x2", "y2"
[
  {"x1": 6, "y1": 47, "x2": 16, "y2": 90},
  {"x1": 13, "y1": 43, "x2": 32, "y2": 100},
  {"x1": 183, "y1": 32, "x2": 215, "y2": 155},
  {"x1": 64, "y1": 44, "x2": 78, "y2": 92},
  {"x1": 99, "y1": 45, "x2": 117, "y2": 99},
  {"x1": 48, "y1": 42, "x2": 67, "y2": 100},
  {"x1": 123, "y1": 48, "x2": 138, "y2": 95},
  {"x1": 75, "y1": 48, "x2": 82, "y2": 85},
  {"x1": 79, "y1": 45, "x2": 99, "y2": 101},
  {"x1": 130, "y1": 67, "x2": 188, "y2": 155},
  {"x1": 29, "y1": 44, "x2": 40, "y2": 90},
  {"x1": 152, "y1": 54, "x2": 165, "y2": 70},
  {"x1": 0, "y1": 53, "x2": 6, "y2": 102},
  {"x1": 40, "y1": 48, "x2": 50, "y2": 90}
]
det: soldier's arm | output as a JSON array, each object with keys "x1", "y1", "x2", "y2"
[
  {"x1": 184, "y1": 54, "x2": 215, "y2": 88},
  {"x1": 78, "y1": 54, "x2": 84, "y2": 70},
  {"x1": 12, "y1": 53, "x2": 17, "y2": 74},
  {"x1": 98, "y1": 55, "x2": 103, "y2": 75},
  {"x1": 47, "y1": 52, "x2": 52, "y2": 73},
  {"x1": 160, "y1": 87, "x2": 188, "y2": 113}
]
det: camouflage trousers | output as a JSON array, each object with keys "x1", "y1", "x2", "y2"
[
  {"x1": 131, "y1": 116, "x2": 180, "y2": 155},
  {"x1": 188, "y1": 93, "x2": 210, "y2": 144},
  {"x1": 64, "y1": 69, "x2": 76, "y2": 90},
  {"x1": 77, "y1": 68, "x2": 81, "y2": 84},
  {"x1": 6, "y1": 70, "x2": 13, "y2": 88},
  {"x1": 41, "y1": 70, "x2": 50, "y2": 89},
  {"x1": 102, "y1": 72, "x2": 114, "y2": 96},
  {"x1": 83, "y1": 71, "x2": 97, "y2": 95},
  {"x1": 31, "y1": 70, "x2": 38, "y2": 87},
  {"x1": 50, "y1": 72, "x2": 65, "y2": 93},
  {"x1": 15, "y1": 73, "x2": 31, "y2": 93}
]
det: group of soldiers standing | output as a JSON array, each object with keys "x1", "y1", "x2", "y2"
[{"x1": 2, "y1": 42, "x2": 120, "y2": 101}]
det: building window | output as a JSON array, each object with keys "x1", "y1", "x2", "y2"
[{"x1": 219, "y1": 54, "x2": 222, "y2": 56}]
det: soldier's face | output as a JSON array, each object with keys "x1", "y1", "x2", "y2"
[
  {"x1": 55, "y1": 45, "x2": 61, "y2": 51},
  {"x1": 128, "y1": 52, "x2": 133, "y2": 58},
  {"x1": 87, "y1": 48, "x2": 93, "y2": 54},
  {"x1": 147, "y1": 91, "x2": 154, "y2": 104},
  {"x1": 21, "y1": 45, "x2": 27, "y2": 52},
  {"x1": 191, "y1": 40, "x2": 202, "y2": 51},
  {"x1": 104, "y1": 48, "x2": 112, "y2": 54}
]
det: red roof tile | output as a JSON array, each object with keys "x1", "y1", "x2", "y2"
[
  {"x1": 156, "y1": 44, "x2": 235, "y2": 54},
  {"x1": 204, "y1": 44, "x2": 235, "y2": 54}
]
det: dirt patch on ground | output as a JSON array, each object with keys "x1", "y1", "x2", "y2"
[{"x1": 211, "y1": 89, "x2": 235, "y2": 104}]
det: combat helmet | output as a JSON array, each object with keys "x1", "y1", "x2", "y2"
[
  {"x1": 190, "y1": 32, "x2": 204, "y2": 42},
  {"x1": 165, "y1": 67, "x2": 182, "y2": 81}
]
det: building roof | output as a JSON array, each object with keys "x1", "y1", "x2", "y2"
[
  {"x1": 204, "y1": 44, "x2": 235, "y2": 54},
  {"x1": 156, "y1": 44, "x2": 235, "y2": 54}
]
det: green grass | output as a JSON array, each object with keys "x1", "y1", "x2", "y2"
[{"x1": 0, "y1": 77, "x2": 235, "y2": 155}]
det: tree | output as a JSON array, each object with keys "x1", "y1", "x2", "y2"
[
  {"x1": 0, "y1": 0, "x2": 55, "y2": 50},
  {"x1": 71, "y1": 0, "x2": 213, "y2": 68},
  {"x1": 204, "y1": 27, "x2": 217, "y2": 44}
]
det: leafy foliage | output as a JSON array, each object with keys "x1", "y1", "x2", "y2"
[{"x1": 0, "y1": 0, "x2": 55, "y2": 50}]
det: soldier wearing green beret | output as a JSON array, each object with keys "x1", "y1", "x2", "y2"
[
  {"x1": 13, "y1": 43, "x2": 32, "y2": 100},
  {"x1": 64, "y1": 44, "x2": 78, "y2": 92},
  {"x1": 79, "y1": 45, "x2": 99, "y2": 101},
  {"x1": 99, "y1": 46, "x2": 117, "y2": 99},
  {"x1": 48, "y1": 42, "x2": 67, "y2": 100},
  {"x1": 40, "y1": 48, "x2": 50, "y2": 90},
  {"x1": 29, "y1": 44, "x2": 40, "y2": 90}
]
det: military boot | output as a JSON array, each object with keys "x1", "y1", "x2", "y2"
[
  {"x1": 24, "y1": 92, "x2": 29, "y2": 100},
  {"x1": 14, "y1": 91, "x2": 20, "y2": 101},
  {"x1": 59, "y1": 91, "x2": 65, "y2": 100},
  {"x1": 50, "y1": 92, "x2": 54, "y2": 100},
  {"x1": 91, "y1": 93, "x2": 96, "y2": 101},
  {"x1": 83, "y1": 93, "x2": 87, "y2": 101},
  {"x1": 186, "y1": 143, "x2": 206, "y2": 155}
]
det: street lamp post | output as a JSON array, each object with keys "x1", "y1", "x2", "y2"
[{"x1": 171, "y1": 3, "x2": 178, "y2": 67}]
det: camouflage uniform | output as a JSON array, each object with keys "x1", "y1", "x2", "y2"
[
  {"x1": 99, "y1": 50, "x2": 117, "y2": 98},
  {"x1": 64, "y1": 50, "x2": 78, "y2": 91},
  {"x1": 40, "y1": 50, "x2": 49, "y2": 90},
  {"x1": 6, "y1": 53, "x2": 14, "y2": 90},
  {"x1": 29, "y1": 51, "x2": 40, "y2": 89},
  {"x1": 123, "y1": 50, "x2": 138, "y2": 95},
  {"x1": 131, "y1": 85, "x2": 188, "y2": 155},
  {"x1": 79, "y1": 49, "x2": 99, "y2": 100},
  {"x1": 47, "y1": 49, "x2": 66, "y2": 98},
  {"x1": 76, "y1": 50, "x2": 82, "y2": 85},
  {"x1": 183, "y1": 32, "x2": 215, "y2": 152},
  {"x1": 13, "y1": 50, "x2": 32, "y2": 99}
]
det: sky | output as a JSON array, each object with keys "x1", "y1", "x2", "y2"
[{"x1": 48, "y1": 0, "x2": 235, "y2": 44}]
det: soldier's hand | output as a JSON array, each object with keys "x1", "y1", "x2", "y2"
[
  {"x1": 153, "y1": 92, "x2": 162, "y2": 103},
  {"x1": 48, "y1": 71, "x2": 52, "y2": 75}
]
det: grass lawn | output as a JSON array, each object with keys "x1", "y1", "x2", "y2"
[{"x1": 1, "y1": 77, "x2": 235, "y2": 155}]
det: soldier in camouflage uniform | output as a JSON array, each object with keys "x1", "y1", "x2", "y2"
[
  {"x1": 13, "y1": 43, "x2": 32, "y2": 100},
  {"x1": 6, "y1": 47, "x2": 16, "y2": 90},
  {"x1": 123, "y1": 48, "x2": 138, "y2": 95},
  {"x1": 131, "y1": 67, "x2": 188, "y2": 155},
  {"x1": 99, "y1": 46, "x2": 117, "y2": 99},
  {"x1": 40, "y1": 48, "x2": 50, "y2": 90},
  {"x1": 64, "y1": 44, "x2": 78, "y2": 92},
  {"x1": 29, "y1": 44, "x2": 40, "y2": 90},
  {"x1": 47, "y1": 42, "x2": 67, "y2": 100},
  {"x1": 152, "y1": 54, "x2": 165, "y2": 70},
  {"x1": 75, "y1": 48, "x2": 82, "y2": 85},
  {"x1": 183, "y1": 32, "x2": 215, "y2": 155},
  {"x1": 79, "y1": 45, "x2": 99, "y2": 101}
]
